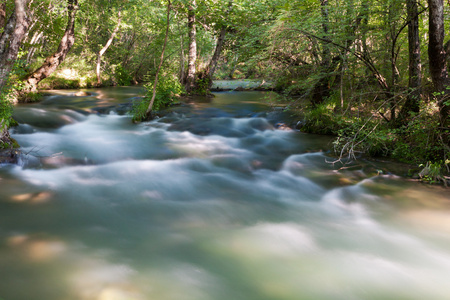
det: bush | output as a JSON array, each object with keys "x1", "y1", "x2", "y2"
[
  {"x1": 418, "y1": 160, "x2": 450, "y2": 184},
  {"x1": 391, "y1": 114, "x2": 447, "y2": 164},
  {"x1": 194, "y1": 77, "x2": 210, "y2": 96},
  {"x1": 114, "y1": 65, "x2": 132, "y2": 86},
  {"x1": 301, "y1": 103, "x2": 346, "y2": 135},
  {"x1": 130, "y1": 75, "x2": 183, "y2": 122}
]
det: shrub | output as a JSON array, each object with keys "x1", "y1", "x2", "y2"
[
  {"x1": 130, "y1": 75, "x2": 183, "y2": 122},
  {"x1": 114, "y1": 65, "x2": 132, "y2": 86}
]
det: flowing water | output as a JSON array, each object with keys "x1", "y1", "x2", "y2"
[{"x1": 1, "y1": 86, "x2": 450, "y2": 300}]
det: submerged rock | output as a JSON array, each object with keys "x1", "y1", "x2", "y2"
[{"x1": 0, "y1": 149, "x2": 19, "y2": 165}]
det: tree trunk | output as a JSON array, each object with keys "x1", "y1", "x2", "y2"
[
  {"x1": 207, "y1": 27, "x2": 226, "y2": 79},
  {"x1": 0, "y1": 2, "x2": 6, "y2": 31},
  {"x1": 310, "y1": 0, "x2": 331, "y2": 107},
  {"x1": 0, "y1": 0, "x2": 29, "y2": 90},
  {"x1": 0, "y1": 0, "x2": 28, "y2": 148},
  {"x1": 0, "y1": 14, "x2": 17, "y2": 66},
  {"x1": 428, "y1": 0, "x2": 449, "y2": 126},
  {"x1": 399, "y1": 0, "x2": 422, "y2": 123},
  {"x1": 207, "y1": 0, "x2": 233, "y2": 84},
  {"x1": 179, "y1": 33, "x2": 186, "y2": 84},
  {"x1": 185, "y1": 0, "x2": 196, "y2": 94},
  {"x1": 388, "y1": 4, "x2": 399, "y2": 123},
  {"x1": 25, "y1": 0, "x2": 78, "y2": 92},
  {"x1": 96, "y1": 10, "x2": 122, "y2": 86},
  {"x1": 145, "y1": 0, "x2": 171, "y2": 118},
  {"x1": 122, "y1": 31, "x2": 136, "y2": 68}
]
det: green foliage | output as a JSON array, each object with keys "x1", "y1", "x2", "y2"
[
  {"x1": 130, "y1": 97, "x2": 150, "y2": 123},
  {"x1": 0, "y1": 58, "x2": 21, "y2": 139},
  {"x1": 390, "y1": 115, "x2": 445, "y2": 163},
  {"x1": 419, "y1": 160, "x2": 450, "y2": 184},
  {"x1": 146, "y1": 75, "x2": 183, "y2": 111},
  {"x1": 299, "y1": 98, "x2": 449, "y2": 179},
  {"x1": 332, "y1": 112, "x2": 449, "y2": 165},
  {"x1": 301, "y1": 103, "x2": 345, "y2": 135},
  {"x1": 39, "y1": 76, "x2": 81, "y2": 89},
  {"x1": 114, "y1": 65, "x2": 132, "y2": 86},
  {"x1": 0, "y1": 92, "x2": 13, "y2": 130},
  {"x1": 20, "y1": 92, "x2": 43, "y2": 103},
  {"x1": 37, "y1": 56, "x2": 99, "y2": 89},
  {"x1": 130, "y1": 75, "x2": 183, "y2": 122},
  {"x1": 193, "y1": 77, "x2": 211, "y2": 96},
  {"x1": 0, "y1": 88, "x2": 16, "y2": 149},
  {"x1": 333, "y1": 122, "x2": 396, "y2": 158}
]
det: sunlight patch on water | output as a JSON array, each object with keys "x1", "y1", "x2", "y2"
[
  {"x1": 137, "y1": 263, "x2": 221, "y2": 300},
  {"x1": 10, "y1": 191, "x2": 53, "y2": 203},
  {"x1": 232, "y1": 223, "x2": 317, "y2": 257},
  {"x1": 71, "y1": 259, "x2": 139, "y2": 300},
  {"x1": 400, "y1": 210, "x2": 450, "y2": 234},
  {"x1": 6, "y1": 234, "x2": 67, "y2": 262}
]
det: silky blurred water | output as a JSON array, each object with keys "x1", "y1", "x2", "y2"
[{"x1": 1, "y1": 86, "x2": 450, "y2": 300}]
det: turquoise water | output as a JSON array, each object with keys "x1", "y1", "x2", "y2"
[{"x1": 1, "y1": 86, "x2": 450, "y2": 300}]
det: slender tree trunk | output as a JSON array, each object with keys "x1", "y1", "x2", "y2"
[
  {"x1": 399, "y1": 0, "x2": 421, "y2": 123},
  {"x1": 179, "y1": 33, "x2": 186, "y2": 84},
  {"x1": 428, "y1": 0, "x2": 449, "y2": 126},
  {"x1": 0, "y1": 0, "x2": 29, "y2": 90},
  {"x1": 311, "y1": 0, "x2": 331, "y2": 107},
  {"x1": 26, "y1": 30, "x2": 43, "y2": 64},
  {"x1": 25, "y1": 0, "x2": 78, "y2": 92},
  {"x1": 185, "y1": 0, "x2": 196, "y2": 94},
  {"x1": 96, "y1": 10, "x2": 122, "y2": 86},
  {"x1": 145, "y1": 0, "x2": 171, "y2": 118},
  {"x1": 320, "y1": 0, "x2": 330, "y2": 68},
  {"x1": 122, "y1": 31, "x2": 136, "y2": 68},
  {"x1": 228, "y1": 53, "x2": 239, "y2": 78},
  {"x1": 388, "y1": 5, "x2": 397, "y2": 122}
]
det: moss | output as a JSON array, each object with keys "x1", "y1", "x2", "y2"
[
  {"x1": 9, "y1": 118, "x2": 19, "y2": 127},
  {"x1": 8, "y1": 137, "x2": 20, "y2": 149},
  {"x1": 0, "y1": 134, "x2": 20, "y2": 149}
]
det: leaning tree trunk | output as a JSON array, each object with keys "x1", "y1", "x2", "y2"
[
  {"x1": 25, "y1": 0, "x2": 78, "y2": 92},
  {"x1": 427, "y1": 0, "x2": 449, "y2": 126},
  {"x1": 399, "y1": 0, "x2": 422, "y2": 123},
  {"x1": 96, "y1": 10, "x2": 122, "y2": 86},
  {"x1": 206, "y1": 0, "x2": 233, "y2": 87},
  {"x1": 207, "y1": 27, "x2": 226, "y2": 80},
  {"x1": 185, "y1": 0, "x2": 196, "y2": 94},
  {"x1": 0, "y1": 0, "x2": 29, "y2": 90}
]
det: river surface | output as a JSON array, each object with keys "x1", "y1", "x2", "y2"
[{"x1": 1, "y1": 86, "x2": 450, "y2": 300}]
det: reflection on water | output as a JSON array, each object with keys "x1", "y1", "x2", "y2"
[{"x1": 0, "y1": 86, "x2": 449, "y2": 300}]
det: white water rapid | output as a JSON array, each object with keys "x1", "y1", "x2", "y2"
[{"x1": 0, "y1": 86, "x2": 449, "y2": 300}]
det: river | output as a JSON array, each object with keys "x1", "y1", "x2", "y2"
[{"x1": 1, "y1": 86, "x2": 450, "y2": 300}]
